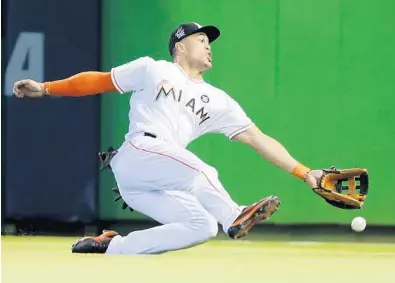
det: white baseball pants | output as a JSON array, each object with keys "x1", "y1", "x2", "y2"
[{"x1": 105, "y1": 134, "x2": 243, "y2": 255}]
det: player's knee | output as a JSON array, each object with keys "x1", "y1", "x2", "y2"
[
  {"x1": 204, "y1": 217, "x2": 219, "y2": 238},
  {"x1": 192, "y1": 216, "x2": 218, "y2": 240}
]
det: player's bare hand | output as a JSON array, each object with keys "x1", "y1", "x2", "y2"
[
  {"x1": 304, "y1": 169, "x2": 324, "y2": 188},
  {"x1": 13, "y1": 79, "x2": 46, "y2": 98}
]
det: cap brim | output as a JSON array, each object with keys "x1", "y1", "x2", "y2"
[{"x1": 193, "y1": 25, "x2": 220, "y2": 43}]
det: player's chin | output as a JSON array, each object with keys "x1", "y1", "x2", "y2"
[{"x1": 203, "y1": 60, "x2": 212, "y2": 70}]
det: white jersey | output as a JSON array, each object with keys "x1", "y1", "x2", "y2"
[{"x1": 110, "y1": 56, "x2": 252, "y2": 148}]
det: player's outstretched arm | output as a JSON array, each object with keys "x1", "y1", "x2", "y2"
[
  {"x1": 232, "y1": 124, "x2": 323, "y2": 188},
  {"x1": 13, "y1": 71, "x2": 117, "y2": 98}
]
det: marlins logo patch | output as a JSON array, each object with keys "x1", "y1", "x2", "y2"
[{"x1": 201, "y1": 95, "x2": 209, "y2": 103}]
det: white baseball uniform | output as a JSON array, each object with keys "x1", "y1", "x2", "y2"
[{"x1": 105, "y1": 56, "x2": 253, "y2": 255}]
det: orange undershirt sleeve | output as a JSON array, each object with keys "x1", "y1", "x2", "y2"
[
  {"x1": 44, "y1": 71, "x2": 117, "y2": 96},
  {"x1": 292, "y1": 163, "x2": 311, "y2": 181}
]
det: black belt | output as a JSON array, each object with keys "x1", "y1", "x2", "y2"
[{"x1": 143, "y1": 132, "x2": 157, "y2": 138}]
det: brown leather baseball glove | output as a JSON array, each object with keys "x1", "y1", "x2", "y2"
[{"x1": 312, "y1": 167, "x2": 369, "y2": 209}]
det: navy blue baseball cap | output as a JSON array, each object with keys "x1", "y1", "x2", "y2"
[{"x1": 168, "y1": 22, "x2": 220, "y2": 56}]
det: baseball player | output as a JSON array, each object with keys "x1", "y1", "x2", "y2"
[{"x1": 13, "y1": 22, "x2": 324, "y2": 255}]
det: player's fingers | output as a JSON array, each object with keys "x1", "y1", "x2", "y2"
[
  {"x1": 13, "y1": 84, "x2": 24, "y2": 98},
  {"x1": 15, "y1": 92, "x2": 24, "y2": 98},
  {"x1": 14, "y1": 92, "x2": 24, "y2": 98},
  {"x1": 15, "y1": 79, "x2": 30, "y2": 88}
]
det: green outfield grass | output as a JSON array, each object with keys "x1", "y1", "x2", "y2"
[{"x1": 2, "y1": 236, "x2": 395, "y2": 283}]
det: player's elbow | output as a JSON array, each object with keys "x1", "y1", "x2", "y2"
[{"x1": 232, "y1": 124, "x2": 262, "y2": 147}]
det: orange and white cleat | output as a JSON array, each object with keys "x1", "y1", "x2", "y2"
[{"x1": 227, "y1": 195, "x2": 280, "y2": 239}]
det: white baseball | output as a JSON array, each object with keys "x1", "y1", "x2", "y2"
[{"x1": 351, "y1": 216, "x2": 366, "y2": 232}]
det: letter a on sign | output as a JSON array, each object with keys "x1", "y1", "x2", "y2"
[{"x1": 5, "y1": 32, "x2": 44, "y2": 96}]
